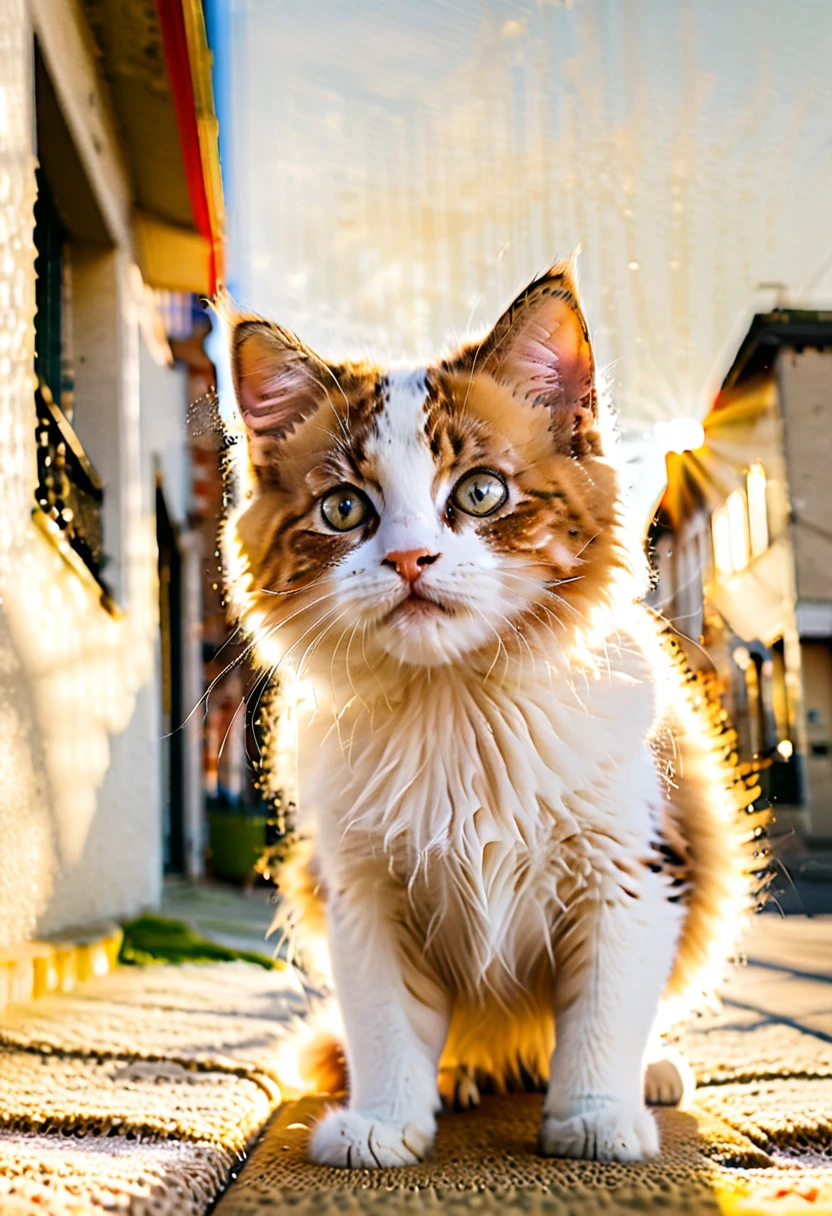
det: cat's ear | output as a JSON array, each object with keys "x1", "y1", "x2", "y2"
[
  {"x1": 216, "y1": 294, "x2": 332, "y2": 471},
  {"x1": 461, "y1": 257, "x2": 597, "y2": 455}
]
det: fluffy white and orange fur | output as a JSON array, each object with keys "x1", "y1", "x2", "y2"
[{"x1": 218, "y1": 260, "x2": 766, "y2": 1168}]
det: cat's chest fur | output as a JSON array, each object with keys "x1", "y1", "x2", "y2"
[{"x1": 299, "y1": 631, "x2": 664, "y2": 987}]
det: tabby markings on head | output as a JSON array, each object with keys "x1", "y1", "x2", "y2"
[{"x1": 218, "y1": 257, "x2": 629, "y2": 672}]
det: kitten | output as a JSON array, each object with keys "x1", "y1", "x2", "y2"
[{"x1": 218, "y1": 260, "x2": 765, "y2": 1167}]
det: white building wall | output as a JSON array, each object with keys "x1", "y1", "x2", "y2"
[
  {"x1": 0, "y1": 0, "x2": 59, "y2": 945},
  {"x1": 138, "y1": 336, "x2": 190, "y2": 525},
  {"x1": 0, "y1": 0, "x2": 174, "y2": 943}
]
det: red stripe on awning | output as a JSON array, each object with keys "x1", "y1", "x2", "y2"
[{"x1": 154, "y1": 0, "x2": 217, "y2": 293}]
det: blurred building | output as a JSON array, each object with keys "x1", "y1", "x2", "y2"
[
  {"x1": 0, "y1": 0, "x2": 224, "y2": 949},
  {"x1": 649, "y1": 310, "x2": 832, "y2": 844}
]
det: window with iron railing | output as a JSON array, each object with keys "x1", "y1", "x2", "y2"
[
  {"x1": 34, "y1": 383, "x2": 105, "y2": 579},
  {"x1": 33, "y1": 166, "x2": 107, "y2": 588}
]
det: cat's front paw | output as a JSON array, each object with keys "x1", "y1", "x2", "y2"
[
  {"x1": 539, "y1": 1100, "x2": 659, "y2": 1162},
  {"x1": 309, "y1": 1108, "x2": 433, "y2": 1168}
]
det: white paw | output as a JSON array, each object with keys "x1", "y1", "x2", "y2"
[
  {"x1": 539, "y1": 1100, "x2": 660, "y2": 1162},
  {"x1": 644, "y1": 1049, "x2": 694, "y2": 1107},
  {"x1": 309, "y1": 1108, "x2": 433, "y2": 1168}
]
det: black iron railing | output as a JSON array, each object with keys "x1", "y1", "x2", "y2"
[{"x1": 34, "y1": 383, "x2": 106, "y2": 582}]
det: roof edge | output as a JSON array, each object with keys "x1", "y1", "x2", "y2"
[{"x1": 721, "y1": 308, "x2": 832, "y2": 395}]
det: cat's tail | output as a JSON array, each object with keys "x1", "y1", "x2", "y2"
[
  {"x1": 265, "y1": 838, "x2": 348, "y2": 1097},
  {"x1": 273, "y1": 996, "x2": 347, "y2": 1097},
  {"x1": 650, "y1": 624, "x2": 772, "y2": 1033},
  {"x1": 294, "y1": 1006, "x2": 347, "y2": 1095}
]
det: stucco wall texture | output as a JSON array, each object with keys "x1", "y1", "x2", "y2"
[{"x1": 0, "y1": 0, "x2": 162, "y2": 946}]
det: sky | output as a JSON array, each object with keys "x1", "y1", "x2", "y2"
[{"x1": 209, "y1": 0, "x2": 832, "y2": 519}]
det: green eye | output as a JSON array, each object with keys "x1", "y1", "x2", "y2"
[
  {"x1": 320, "y1": 485, "x2": 371, "y2": 532},
  {"x1": 451, "y1": 469, "x2": 508, "y2": 518}
]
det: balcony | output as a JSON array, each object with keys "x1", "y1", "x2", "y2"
[{"x1": 34, "y1": 382, "x2": 107, "y2": 593}]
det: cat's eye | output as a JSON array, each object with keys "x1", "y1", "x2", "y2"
[
  {"x1": 320, "y1": 485, "x2": 372, "y2": 532},
  {"x1": 450, "y1": 469, "x2": 508, "y2": 518}
]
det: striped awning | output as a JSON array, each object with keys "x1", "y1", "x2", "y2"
[{"x1": 80, "y1": 0, "x2": 224, "y2": 293}]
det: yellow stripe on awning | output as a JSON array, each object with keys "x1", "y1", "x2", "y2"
[{"x1": 133, "y1": 211, "x2": 213, "y2": 294}]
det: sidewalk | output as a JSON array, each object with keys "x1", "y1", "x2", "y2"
[
  {"x1": 160, "y1": 879, "x2": 277, "y2": 958},
  {"x1": 725, "y1": 912, "x2": 832, "y2": 1037}
]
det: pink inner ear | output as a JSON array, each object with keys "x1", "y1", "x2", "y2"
[
  {"x1": 237, "y1": 332, "x2": 317, "y2": 435},
  {"x1": 498, "y1": 294, "x2": 591, "y2": 409}
]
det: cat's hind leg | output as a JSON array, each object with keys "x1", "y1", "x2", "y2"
[
  {"x1": 644, "y1": 1046, "x2": 695, "y2": 1107},
  {"x1": 438, "y1": 1064, "x2": 481, "y2": 1111}
]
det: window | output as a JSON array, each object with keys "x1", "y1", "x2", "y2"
[
  {"x1": 33, "y1": 167, "x2": 73, "y2": 413},
  {"x1": 33, "y1": 52, "x2": 107, "y2": 587},
  {"x1": 747, "y1": 463, "x2": 769, "y2": 558},
  {"x1": 711, "y1": 467, "x2": 770, "y2": 582},
  {"x1": 727, "y1": 489, "x2": 750, "y2": 573},
  {"x1": 711, "y1": 504, "x2": 733, "y2": 580}
]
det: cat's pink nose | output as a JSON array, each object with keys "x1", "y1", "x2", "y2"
[{"x1": 382, "y1": 548, "x2": 439, "y2": 582}]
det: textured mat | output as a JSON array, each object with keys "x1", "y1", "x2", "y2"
[
  {"x1": 0, "y1": 1131, "x2": 232, "y2": 1216},
  {"x1": 215, "y1": 1096, "x2": 723, "y2": 1215},
  {"x1": 678, "y1": 1020, "x2": 832, "y2": 1086},
  {"x1": 694, "y1": 1078, "x2": 832, "y2": 1151},
  {"x1": 0, "y1": 962, "x2": 303, "y2": 1213},
  {"x1": 1, "y1": 960, "x2": 831, "y2": 1214},
  {"x1": 213, "y1": 1092, "x2": 832, "y2": 1216},
  {"x1": 0, "y1": 1050, "x2": 274, "y2": 1152},
  {"x1": 0, "y1": 961, "x2": 311, "y2": 1084},
  {"x1": 83, "y1": 959, "x2": 311, "y2": 1017}
]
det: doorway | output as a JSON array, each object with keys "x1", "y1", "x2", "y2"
[{"x1": 157, "y1": 485, "x2": 185, "y2": 874}]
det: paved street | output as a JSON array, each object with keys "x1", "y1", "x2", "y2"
[{"x1": 722, "y1": 911, "x2": 832, "y2": 1042}]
